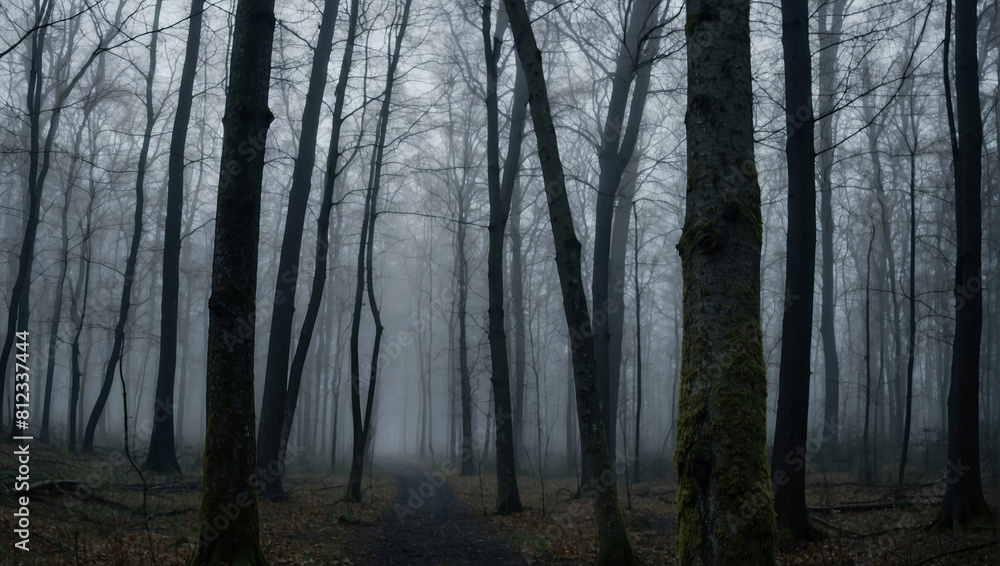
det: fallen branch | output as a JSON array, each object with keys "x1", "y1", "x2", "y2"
[
  {"x1": 912, "y1": 541, "x2": 998, "y2": 565},
  {"x1": 808, "y1": 500, "x2": 897, "y2": 514},
  {"x1": 24, "y1": 479, "x2": 82, "y2": 494},
  {"x1": 117, "y1": 480, "x2": 200, "y2": 492}
]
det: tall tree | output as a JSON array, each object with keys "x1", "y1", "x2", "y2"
[
  {"x1": 896, "y1": 68, "x2": 919, "y2": 498},
  {"x1": 1, "y1": 0, "x2": 127, "y2": 431},
  {"x1": 675, "y1": 0, "x2": 777, "y2": 561},
  {"x1": 631, "y1": 203, "x2": 643, "y2": 482},
  {"x1": 81, "y1": 0, "x2": 163, "y2": 453},
  {"x1": 481, "y1": 0, "x2": 523, "y2": 516},
  {"x1": 278, "y1": 0, "x2": 362, "y2": 487},
  {"x1": 67, "y1": 157, "x2": 97, "y2": 454},
  {"x1": 510, "y1": 172, "x2": 528, "y2": 458},
  {"x1": 39, "y1": 106, "x2": 90, "y2": 444},
  {"x1": 863, "y1": 226, "x2": 876, "y2": 485},
  {"x1": 0, "y1": 0, "x2": 50, "y2": 432},
  {"x1": 188, "y1": 0, "x2": 276, "y2": 561},
  {"x1": 257, "y1": 0, "x2": 341, "y2": 499},
  {"x1": 590, "y1": 0, "x2": 661, "y2": 464},
  {"x1": 770, "y1": 0, "x2": 817, "y2": 543},
  {"x1": 503, "y1": 0, "x2": 640, "y2": 562},
  {"x1": 934, "y1": 0, "x2": 991, "y2": 528},
  {"x1": 346, "y1": 0, "x2": 413, "y2": 502},
  {"x1": 815, "y1": 0, "x2": 847, "y2": 453},
  {"x1": 144, "y1": 0, "x2": 206, "y2": 474}
]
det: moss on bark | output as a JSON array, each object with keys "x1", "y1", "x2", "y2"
[{"x1": 675, "y1": 0, "x2": 776, "y2": 560}]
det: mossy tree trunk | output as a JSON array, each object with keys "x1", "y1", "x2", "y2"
[
  {"x1": 188, "y1": 0, "x2": 275, "y2": 562},
  {"x1": 771, "y1": 0, "x2": 817, "y2": 543},
  {"x1": 503, "y1": 0, "x2": 640, "y2": 563},
  {"x1": 675, "y1": 0, "x2": 777, "y2": 562}
]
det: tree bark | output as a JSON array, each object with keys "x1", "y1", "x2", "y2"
[
  {"x1": 863, "y1": 227, "x2": 875, "y2": 485},
  {"x1": 298, "y1": 0, "x2": 358, "y2": 472},
  {"x1": 897, "y1": 48, "x2": 921, "y2": 497},
  {"x1": 346, "y1": 0, "x2": 412, "y2": 502},
  {"x1": 144, "y1": 0, "x2": 206, "y2": 474},
  {"x1": 2, "y1": 0, "x2": 125, "y2": 436},
  {"x1": 863, "y1": 64, "x2": 905, "y2": 447},
  {"x1": 82, "y1": 0, "x2": 162, "y2": 454},
  {"x1": 505, "y1": 46, "x2": 529, "y2": 467},
  {"x1": 0, "y1": 1, "x2": 50, "y2": 432},
  {"x1": 816, "y1": 0, "x2": 846, "y2": 454},
  {"x1": 632, "y1": 204, "x2": 642, "y2": 483},
  {"x1": 456, "y1": 205, "x2": 474, "y2": 475},
  {"x1": 592, "y1": 0, "x2": 660, "y2": 465},
  {"x1": 510, "y1": 179, "x2": 527, "y2": 459},
  {"x1": 503, "y1": 0, "x2": 639, "y2": 562},
  {"x1": 482, "y1": 0, "x2": 523, "y2": 515},
  {"x1": 675, "y1": 0, "x2": 778, "y2": 561},
  {"x1": 67, "y1": 176, "x2": 96, "y2": 454},
  {"x1": 40, "y1": 109, "x2": 87, "y2": 444},
  {"x1": 771, "y1": 0, "x2": 817, "y2": 543},
  {"x1": 934, "y1": 0, "x2": 991, "y2": 528},
  {"x1": 257, "y1": 0, "x2": 341, "y2": 499},
  {"x1": 188, "y1": 0, "x2": 275, "y2": 561}
]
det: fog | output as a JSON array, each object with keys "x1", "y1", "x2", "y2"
[{"x1": 0, "y1": 0, "x2": 997, "y2": 562}]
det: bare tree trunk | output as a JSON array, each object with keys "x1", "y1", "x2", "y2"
[
  {"x1": 3, "y1": 0, "x2": 126, "y2": 436},
  {"x1": 40, "y1": 110, "x2": 87, "y2": 444},
  {"x1": 456, "y1": 211, "x2": 474, "y2": 475},
  {"x1": 632, "y1": 204, "x2": 642, "y2": 483},
  {"x1": 863, "y1": 227, "x2": 875, "y2": 485},
  {"x1": 863, "y1": 64, "x2": 905, "y2": 447},
  {"x1": 68, "y1": 177, "x2": 96, "y2": 454},
  {"x1": 503, "y1": 0, "x2": 639, "y2": 562},
  {"x1": 510, "y1": 179, "x2": 527, "y2": 459},
  {"x1": 346, "y1": 0, "x2": 412, "y2": 502},
  {"x1": 504, "y1": 36, "x2": 529, "y2": 469},
  {"x1": 82, "y1": 0, "x2": 162, "y2": 454},
  {"x1": 188, "y1": 0, "x2": 275, "y2": 560},
  {"x1": 771, "y1": 0, "x2": 817, "y2": 542},
  {"x1": 278, "y1": 0, "x2": 360, "y2": 488},
  {"x1": 145, "y1": 0, "x2": 205, "y2": 474},
  {"x1": 606, "y1": 153, "x2": 641, "y2": 464},
  {"x1": 0, "y1": 1, "x2": 51, "y2": 431},
  {"x1": 816, "y1": 0, "x2": 847, "y2": 454},
  {"x1": 258, "y1": 0, "x2": 341, "y2": 499},
  {"x1": 591, "y1": 0, "x2": 660, "y2": 465},
  {"x1": 482, "y1": 0, "x2": 523, "y2": 515},
  {"x1": 565, "y1": 353, "x2": 577, "y2": 474},
  {"x1": 897, "y1": 52, "x2": 921, "y2": 497},
  {"x1": 331, "y1": 291, "x2": 346, "y2": 471},
  {"x1": 934, "y1": 0, "x2": 991, "y2": 528}
]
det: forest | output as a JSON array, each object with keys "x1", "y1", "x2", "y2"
[{"x1": 0, "y1": 0, "x2": 997, "y2": 564}]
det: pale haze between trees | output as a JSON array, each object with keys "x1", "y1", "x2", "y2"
[{"x1": 0, "y1": 0, "x2": 997, "y2": 564}]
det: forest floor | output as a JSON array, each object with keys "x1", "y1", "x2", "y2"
[
  {"x1": 449, "y1": 470, "x2": 999, "y2": 565},
  {"x1": 1, "y1": 443, "x2": 998, "y2": 564},
  {"x1": 0, "y1": 441, "x2": 396, "y2": 564}
]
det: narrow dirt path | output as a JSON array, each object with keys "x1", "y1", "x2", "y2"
[{"x1": 350, "y1": 460, "x2": 525, "y2": 565}]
